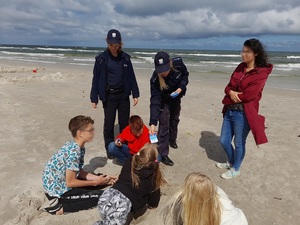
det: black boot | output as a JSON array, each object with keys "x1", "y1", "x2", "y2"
[
  {"x1": 169, "y1": 140, "x2": 178, "y2": 149},
  {"x1": 162, "y1": 156, "x2": 174, "y2": 166},
  {"x1": 106, "y1": 151, "x2": 115, "y2": 160}
]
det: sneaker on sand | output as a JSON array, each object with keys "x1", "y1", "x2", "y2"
[
  {"x1": 221, "y1": 168, "x2": 240, "y2": 179},
  {"x1": 112, "y1": 159, "x2": 124, "y2": 166},
  {"x1": 216, "y1": 162, "x2": 231, "y2": 169},
  {"x1": 43, "y1": 198, "x2": 62, "y2": 215}
]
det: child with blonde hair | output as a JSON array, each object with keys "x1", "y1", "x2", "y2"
[
  {"x1": 164, "y1": 172, "x2": 248, "y2": 225},
  {"x1": 94, "y1": 144, "x2": 166, "y2": 225}
]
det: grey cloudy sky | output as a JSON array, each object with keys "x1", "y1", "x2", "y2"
[{"x1": 0, "y1": 0, "x2": 300, "y2": 51}]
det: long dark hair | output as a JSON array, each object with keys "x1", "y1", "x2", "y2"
[{"x1": 244, "y1": 38, "x2": 268, "y2": 67}]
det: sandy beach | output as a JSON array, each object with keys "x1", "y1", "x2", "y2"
[{"x1": 0, "y1": 59, "x2": 299, "y2": 225}]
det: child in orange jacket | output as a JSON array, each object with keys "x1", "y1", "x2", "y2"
[{"x1": 107, "y1": 115, "x2": 150, "y2": 164}]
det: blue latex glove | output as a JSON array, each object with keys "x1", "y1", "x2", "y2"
[{"x1": 170, "y1": 92, "x2": 179, "y2": 98}]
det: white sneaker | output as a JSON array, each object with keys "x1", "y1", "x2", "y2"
[
  {"x1": 216, "y1": 162, "x2": 230, "y2": 169},
  {"x1": 221, "y1": 168, "x2": 240, "y2": 179}
]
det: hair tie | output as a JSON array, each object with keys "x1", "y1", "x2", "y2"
[{"x1": 155, "y1": 159, "x2": 158, "y2": 163}]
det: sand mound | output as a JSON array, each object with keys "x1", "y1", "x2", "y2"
[{"x1": 5, "y1": 190, "x2": 45, "y2": 225}]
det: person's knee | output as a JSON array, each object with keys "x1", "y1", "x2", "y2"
[
  {"x1": 220, "y1": 135, "x2": 230, "y2": 148},
  {"x1": 107, "y1": 142, "x2": 116, "y2": 154},
  {"x1": 233, "y1": 139, "x2": 244, "y2": 150},
  {"x1": 172, "y1": 115, "x2": 180, "y2": 121},
  {"x1": 159, "y1": 127, "x2": 169, "y2": 136}
]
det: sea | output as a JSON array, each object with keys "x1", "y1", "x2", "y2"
[{"x1": 1, "y1": 45, "x2": 300, "y2": 90}]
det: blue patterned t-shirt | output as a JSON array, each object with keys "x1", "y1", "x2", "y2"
[{"x1": 42, "y1": 141, "x2": 85, "y2": 197}]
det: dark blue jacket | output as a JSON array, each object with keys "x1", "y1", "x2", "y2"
[
  {"x1": 90, "y1": 49, "x2": 140, "y2": 103},
  {"x1": 150, "y1": 57, "x2": 189, "y2": 126}
]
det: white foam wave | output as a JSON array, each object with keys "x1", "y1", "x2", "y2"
[
  {"x1": 199, "y1": 61, "x2": 239, "y2": 65},
  {"x1": 276, "y1": 63, "x2": 300, "y2": 70},
  {"x1": 0, "y1": 46, "x2": 17, "y2": 49},
  {"x1": 182, "y1": 53, "x2": 240, "y2": 57},
  {"x1": 69, "y1": 63, "x2": 90, "y2": 66},
  {"x1": 137, "y1": 56, "x2": 154, "y2": 63},
  {"x1": 73, "y1": 58, "x2": 94, "y2": 62},
  {"x1": 0, "y1": 51, "x2": 64, "y2": 58},
  {"x1": 287, "y1": 56, "x2": 300, "y2": 59},
  {"x1": 76, "y1": 49, "x2": 98, "y2": 53},
  {"x1": 131, "y1": 60, "x2": 145, "y2": 64},
  {"x1": 133, "y1": 52, "x2": 157, "y2": 55},
  {"x1": 37, "y1": 47, "x2": 73, "y2": 51}
]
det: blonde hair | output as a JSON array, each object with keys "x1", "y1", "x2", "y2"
[
  {"x1": 131, "y1": 143, "x2": 167, "y2": 190},
  {"x1": 158, "y1": 60, "x2": 178, "y2": 91},
  {"x1": 163, "y1": 172, "x2": 221, "y2": 225}
]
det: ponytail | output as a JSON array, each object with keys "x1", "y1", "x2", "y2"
[
  {"x1": 157, "y1": 60, "x2": 178, "y2": 91},
  {"x1": 131, "y1": 154, "x2": 141, "y2": 188},
  {"x1": 131, "y1": 144, "x2": 167, "y2": 190}
]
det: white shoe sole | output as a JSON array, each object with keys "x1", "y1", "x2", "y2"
[
  {"x1": 220, "y1": 172, "x2": 240, "y2": 179},
  {"x1": 216, "y1": 163, "x2": 230, "y2": 169}
]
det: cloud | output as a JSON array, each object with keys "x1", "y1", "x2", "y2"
[{"x1": 0, "y1": 0, "x2": 299, "y2": 50}]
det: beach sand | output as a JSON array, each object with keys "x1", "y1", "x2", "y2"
[{"x1": 0, "y1": 60, "x2": 299, "y2": 225}]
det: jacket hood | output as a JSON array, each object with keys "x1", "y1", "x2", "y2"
[
  {"x1": 256, "y1": 63, "x2": 273, "y2": 76},
  {"x1": 138, "y1": 166, "x2": 156, "y2": 179}
]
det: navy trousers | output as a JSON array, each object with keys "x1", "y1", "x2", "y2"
[
  {"x1": 103, "y1": 93, "x2": 130, "y2": 151},
  {"x1": 158, "y1": 98, "x2": 181, "y2": 156}
]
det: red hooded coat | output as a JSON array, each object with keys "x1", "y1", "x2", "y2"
[{"x1": 222, "y1": 62, "x2": 273, "y2": 145}]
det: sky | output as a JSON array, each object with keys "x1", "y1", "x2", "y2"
[{"x1": 0, "y1": 0, "x2": 300, "y2": 51}]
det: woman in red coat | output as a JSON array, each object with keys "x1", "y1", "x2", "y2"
[{"x1": 217, "y1": 38, "x2": 273, "y2": 179}]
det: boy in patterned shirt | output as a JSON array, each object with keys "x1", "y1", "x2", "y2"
[{"x1": 42, "y1": 115, "x2": 116, "y2": 215}]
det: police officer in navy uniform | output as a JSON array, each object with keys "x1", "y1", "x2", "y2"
[
  {"x1": 90, "y1": 29, "x2": 140, "y2": 159},
  {"x1": 149, "y1": 52, "x2": 189, "y2": 166}
]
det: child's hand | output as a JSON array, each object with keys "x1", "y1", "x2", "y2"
[
  {"x1": 108, "y1": 176, "x2": 118, "y2": 185},
  {"x1": 115, "y1": 138, "x2": 123, "y2": 147},
  {"x1": 149, "y1": 125, "x2": 157, "y2": 135},
  {"x1": 93, "y1": 175, "x2": 110, "y2": 186}
]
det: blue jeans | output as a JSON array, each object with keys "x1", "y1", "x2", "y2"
[
  {"x1": 220, "y1": 110, "x2": 250, "y2": 170},
  {"x1": 107, "y1": 142, "x2": 131, "y2": 164}
]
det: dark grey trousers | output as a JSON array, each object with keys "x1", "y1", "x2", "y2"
[
  {"x1": 158, "y1": 98, "x2": 181, "y2": 156},
  {"x1": 102, "y1": 93, "x2": 130, "y2": 151}
]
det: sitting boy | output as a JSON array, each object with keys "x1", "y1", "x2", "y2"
[
  {"x1": 42, "y1": 115, "x2": 116, "y2": 215},
  {"x1": 107, "y1": 115, "x2": 150, "y2": 165}
]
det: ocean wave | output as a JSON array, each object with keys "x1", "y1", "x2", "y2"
[
  {"x1": 287, "y1": 56, "x2": 300, "y2": 59},
  {"x1": 276, "y1": 63, "x2": 300, "y2": 70},
  {"x1": 181, "y1": 53, "x2": 240, "y2": 57},
  {"x1": 73, "y1": 58, "x2": 94, "y2": 62},
  {"x1": 37, "y1": 47, "x2": 73, "y2": 51},
  {"x1": 137, "y1": 56, "x2": 154, "y2": 63},
  {"x1": 270, "y1": 73, "x2": 292, "y2": 76},
  {"x1": 76, "y1": 49, "x2": 98, "y2": 53},
  {"x1": 0, "y1": 51, "x2": 64, "y2": 58},
  {"x1": 199, "y1": 61, "x2": 239, "y2": 65},
  {"x1": 0, "y1": 46, "x2": 17, "y2": 49},
  {"x1": 185, "y1": 63, "x2": 202, "y2": 67},
  {"x1": 69, "y1": 63, "x2": 90, "y2": 66},
  {"x1": 131, "y1": 60, "x2": 146, "y2": 64},
  {"x1": 275, "y1": 68, "x2": 294, "y2": 71},
  {"x1": 133, "y1": 52, "x2": 157, "y2": 55}
]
